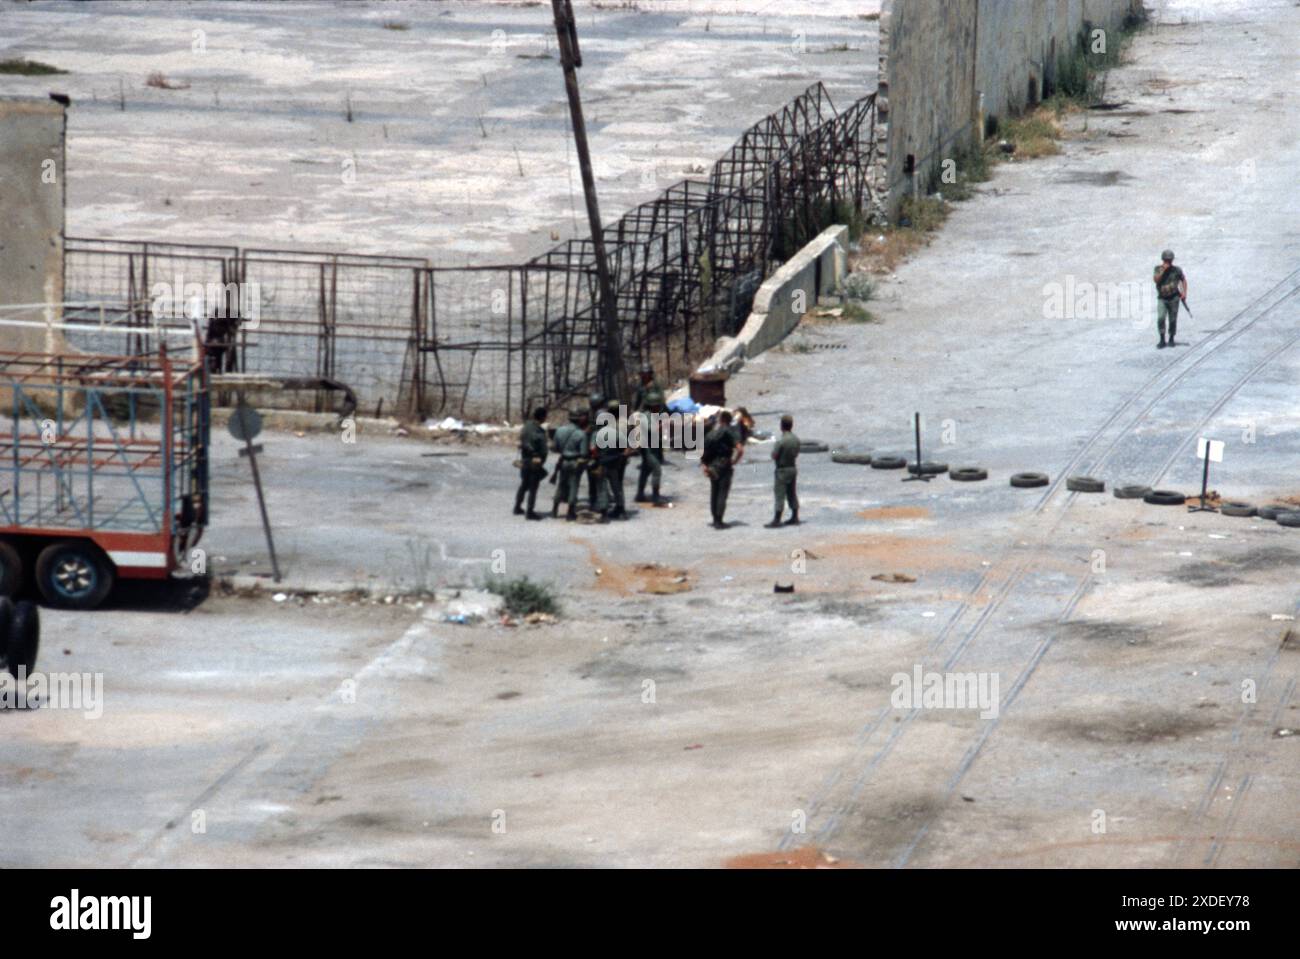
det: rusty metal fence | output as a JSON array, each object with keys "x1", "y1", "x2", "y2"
[{"x1": 63, "y1": 83, "x2": 879, "y2": 421}]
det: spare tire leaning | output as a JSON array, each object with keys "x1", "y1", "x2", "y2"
[
  {"x1": 907, "y1": 461, "x2": 949, "y2": 476},
  {"x1": 0, "y1": 597, "x2": 12, "y2": 671},
  {"x1": 1144, "y1": 489, "x2": 1186, "y2": 506},
  {"x1": 1276, "y1": 511, "x2": 1300, "y2": 528},
  {"x1": 949, "y1": 467, "x2": 988, "y2": 482},
  {"x1": 871, "y1": 455, "x2": 907, "y2": 471},
  {"x1": 6, "y1": 599, "x2": 38, "y2": 679},
  {"x1": 1066, "y1": 475, "x2": 1105, "y2": 493},
  {"x1": 1219, "y1": 501, "x2": 1256, "y2": 518},
  {"x1": 1010, "y1": 472, "x2": 1049, "y2": 489},
  {"x1": 1113, "y1": 484, "x2": 1151, "y2": 500},
  {"x1": 1257, "y1": 504, "x2": 1290, "y2": 521},
  {"x1": 831, "y1": 451, "x2": 873, "y2": 465}
]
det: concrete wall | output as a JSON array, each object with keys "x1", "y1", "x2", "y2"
[
  {"x1": 698, "y1": 224, "x2": 848, "y2": 374},
  {"x1": 877, "y1": 0, "x2": 1140, "y2": 216},
  {"x1": 0, "y1": 95, "x2": 67, "y2": 355}
]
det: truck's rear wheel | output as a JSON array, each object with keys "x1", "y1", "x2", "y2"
[
  {"x1": 0, "y1": 540, "x2": 23, "y2": 598},
  {"x1": 7, "y1": 600, "x2": 39, "y2": 678},
  {"x1": 35, "y1": 541, "x2": 115, "y2": 610}
]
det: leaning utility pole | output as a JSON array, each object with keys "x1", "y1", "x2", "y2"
[{"x1": 550, "y1": 0, "x2": 626, "y2": 403}]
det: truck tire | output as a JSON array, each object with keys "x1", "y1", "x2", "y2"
[
  {"x1": 1257, "y1": 504, "x2": 1290, "y2": 521},
  {"x1": 1066, "y1": 476, "x2": 1105, "y2": 493},
  {"x1": 799, "y1": 441, "x2": 830, "y2": 453},
  {"x1": 949, "y1": 467, "x2": 989, "y2": 482},
  {"x1": 0, "y1": 540, "x2": 22, "y2": 598},
  {"x1": 1113, "y1": 484, "x2": 1151, "y2": 500},
  {"x1": 0, "y1": 597, "x2": 12, "y2": 669},
  {"x1": 1276, "y1": 512, "x2": 1300, "y2": 528},
  {"x1": 871, "y1": 455, "x2": 907, "y2": 470},
  {"x1": 907, "y1": 461, "x2": 949, "y2": 476},
  {"x1": 35, "y1": 541, "x2": 115, "y2": 610},
  {"x1": 1010, "y1": 472, "x2": 1049, "y2": 488},
  {"x1": 1143, "y1": 489, "x2": 1186, "y2": 506},
  {"x1": 1219, "y1": 501, "x2": 1256, "y2": 518},
  {"x1": 6, "y1": 600, "x2": 38, "y2": 679}
]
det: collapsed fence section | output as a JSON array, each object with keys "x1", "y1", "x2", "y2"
[{"x1": 60, "y1": 84, "x2": 879, "y2": 422}]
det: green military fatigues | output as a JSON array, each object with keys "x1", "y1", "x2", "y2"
[
  {"x1": 1154, "y1": 263, "x2": 1185, "y2": 342},
  {"x1": 591, "y1": 417, "x2": 627, "y2": 516},
  {"x1": 772, "y1": 430, "x2": 800, "y2": 518},
  {"x1": 633, "y1": 378, "x2": 665, "y2": 411},
  {"x1": 635, "y1": 409, "x2": 664, "y2": 501},
  {"x1": 703, "y1": 424, "x2": 739, "y2": 525},
  {"x1": 552, "y1": 421, "x2": 588, "y2": 517},
  {"x1": 513, "y1": 420, "x2": 548, "y2": 515}
]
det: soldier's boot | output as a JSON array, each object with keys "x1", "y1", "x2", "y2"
[
  {"x1": 1168, "y1": 320, "x2": 1177, "y2": 346},
  {"x1": 651, "y1": 483, "x2": 662, "y2": 504},
  {"x1": 635, "y1": 471, "x2": 649, "y2": 503},
  {"x1": 550, "y1": 500, "x2": 560, "y2": 518},
  {"x1": 565, "y1": 506, "x2": 577, "y2": 522},
  {"x1": 764, "y1": 512, "x2": 784, "y2": 529},
  {"x1": 525, "y1": 486, "x2": 542, "y2": 520},
  {"x1": 784, "y1": 511, "x2": 801, "y2": 526}
]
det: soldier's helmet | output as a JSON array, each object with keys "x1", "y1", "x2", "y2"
[
  {"x1": 639, "y1": 361, "x2": 654, "y2": 375},
  {"x1": 588, "y1": 392, "x2": 605, "y2": 409},
  {"x1": 1161, "y1": 249, "x2": 1175, "y2": 261},
  {"x1": 606, "y1": 398, "x2": 620, "y2": 412}
]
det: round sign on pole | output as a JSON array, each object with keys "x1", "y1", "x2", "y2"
[{"x1": 228, "y1": 402, "x2": 263, "y2": 442}]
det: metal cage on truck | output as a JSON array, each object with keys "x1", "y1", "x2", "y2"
[{"x1": 0, "y1": 315, "x2": 209, "y2": 609}]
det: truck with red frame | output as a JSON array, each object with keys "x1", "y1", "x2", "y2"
[{"x1": 0, "y1": 324, "x2": 209, "y2": 610}]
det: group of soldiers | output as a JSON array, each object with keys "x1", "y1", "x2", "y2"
[{"x1": 512, "y1": 362, "x2": 803, "y2": 528}]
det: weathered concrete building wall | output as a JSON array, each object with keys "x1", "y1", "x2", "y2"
[
  {"x1": 0, "y1": 96, "x2": 67, "y2": 355},
  {"x1": 877, "y1": 0, "x2": 1140, "y2": 216}
]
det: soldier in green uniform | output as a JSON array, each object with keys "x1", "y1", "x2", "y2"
[
  {"x1": 1154, "y1": 249, "x2": 1188, "y2": 349},
  {"x1": 592, "y1": 398, "x2": 630, "y2": 520},
  {"x1": 701, "y1": 409, "x2": 743, "y2": 529},
  {"x1": 513, "y1": 406, "x2": 549, "y2": 520},
  {"x1": 632, "y1": 362, "x2": 664, "y2": 412},
  {"x1": 765, "y1": 414, "x2": 801, "y2": 528},
  {"x1": 551, "y1": 409, "x2": 589, "y2": 521},
  {"x1": 585, "y1": 391, "x2": 605, "y2": 509},
  {"x1": 635, "y1": 399, "x2": 667, "y2": 504}
]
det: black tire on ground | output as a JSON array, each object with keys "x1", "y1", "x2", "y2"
[
  {"x1": 6, "y1": 600, "x2": 38, "y2": 679},
  {"x1": 0, "y1": 540, "x2": 23, "y2": 598},
  {"x1": 870, "y1": 455, "x2": 907, "y2": 470},
  {"x1": 949, "y1": 467, "x2": 989, "y2": 482},
  {"x1": 1113, "y1": 484, "x2": 1152, "y2": 500},
  {"x1": 1066, "y1": 475, "x2": 1105, "y2": 493},
  {"x1": 1276, "y1": 512, "x2": 1300, "y2": 528},
  {"x1": 907, "y1": 461, "x2": 949, "y2": 476},
  {"x1": 1143, "y1": 489, "x2": 1186, "y2": 506},
  {"x1": 830, "y1": 451, "x2": 873, "y2": 465},
  {"x1": 1257, "y1": 504, "x2": 1290, "y2": 521},
  {"x1": 0, "y1": 597, "x2": 12, "y2": 670},
  {"x1": 34, "y1": 540, "x2": 115, "y2": 610},
  {"x1": 1010, "y1": 472, "x2": 1049, "y2": 489},
  {"x1": 1219, "y1": 501, "x2": 1257, "y2": 518},
  {"x1": 800, "y1": 441, "x2": 830, "y2": 453}
]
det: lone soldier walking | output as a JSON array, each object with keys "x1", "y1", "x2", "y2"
[
  {"x1": 513, "y1": 406, "x2": 549, "y2": 520},
  {"x1": 766, "y1": 414, "x2": 800, "y2": 528},
  {"x1": 1154, "y1": 249, "x2": 1188, "y2": 348},
  {"x1": 551, "y1": 408, "x2": 589, "y2": 521},
  {"x1": 701, "y1": 409, "x2": 743, "y2": 529}
]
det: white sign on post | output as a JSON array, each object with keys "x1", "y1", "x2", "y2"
[{"x1": 1197, "y1": 437, "x2": 1225, "y2": 463}]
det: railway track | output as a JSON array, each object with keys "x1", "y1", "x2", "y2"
[{"x1": 783, "y1": 266, "x2": 1300, "y2": 859}]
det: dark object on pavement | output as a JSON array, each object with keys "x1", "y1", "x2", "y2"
[
  {"x1": 5, "y1": 599, "x2": 39, "y2": 679},
  {"x1": 1010, "y1": 472, "x2": 1049, "y2": 488},
  {"x1": 1143, "y1": 489, "x2": 1186, "y2": 506},
  {"x1": 949, "y1": 467, "x2": 988, "y2": 482},
  {"x1": 1276, "y1": 512, "x2": 1300, "y2": 528},
  {"x1": 907, "y1": 461, "x2": 949, "y2": 476},
  {"x1": 871, "y1": 455, "x2": 907, "y2": 470},
  {"x1": 773, "y1": 583, "x2": 795, "y2": 593},
  {"x1": 799, "y1": 440, "x2": 830, "y2": 453},
  {"x1": 831, "y1": 451, "x2": 873, "y2": 465},
  {"x1": 1113, "y1": 484, "x2": 1152, "y2": 500},
  {"x1": 1257, "y1": 504, "x2": 1291, "y2": 521},
  {"x1": 1219, "y1": 501, "x2": 1257, "y2": 518},
  {"x1": 1066, "y1": 475, "x2": 1106, "y2": 493}
]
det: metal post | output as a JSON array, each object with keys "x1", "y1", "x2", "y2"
[{"x1": 551, "y1": 0, "x2": 626, "y2": 405}]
